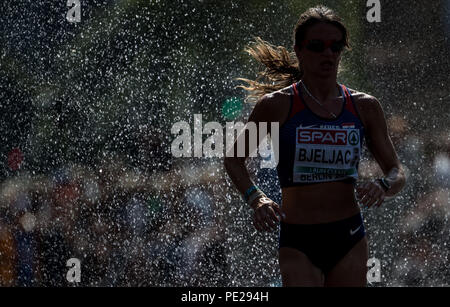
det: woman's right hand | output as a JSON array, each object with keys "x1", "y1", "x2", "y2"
[{"x1": 251, "y1": 196, "x2": 286, "y2": 232}]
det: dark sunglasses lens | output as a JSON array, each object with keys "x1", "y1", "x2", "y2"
[
  {"x1": 330, "y1": 42, "x2": 345, "y2": 52},
  {"x1": 305, "y1": 40, "x2": 345, "y2": 53},
  {"x1": 306, "y1": 40, "x2": 325, "y2": 52}
]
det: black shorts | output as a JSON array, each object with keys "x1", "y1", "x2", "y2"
[{"x1": 278, "y1": 213, "x2": 366, "y2": 274}]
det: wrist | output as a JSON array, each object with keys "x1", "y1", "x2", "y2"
[
  {"x1": 248, "y1": 190, "x2": 267, "y2": 208},
  {"x1": 376, "y1": 178, "x2": 391, "y2": 192},
  {"x1": 244, "y1": 185, "x2": 259, "y2": 202}
]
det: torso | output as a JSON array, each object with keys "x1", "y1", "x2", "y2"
[{"x1": 266, "y1": 84, "x2": 371, "y2": 224}]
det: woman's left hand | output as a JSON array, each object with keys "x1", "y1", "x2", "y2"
[{"x1": 356, "y1": 180, "x2": 386, "y2": 209}]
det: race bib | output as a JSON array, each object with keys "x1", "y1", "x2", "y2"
[{"x1": 293, "y1": 126, "x2": 360, "y2": 183}]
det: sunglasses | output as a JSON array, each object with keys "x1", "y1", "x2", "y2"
[{"x1": 302, "y1": 39, "x2": 346, "y2": 53}]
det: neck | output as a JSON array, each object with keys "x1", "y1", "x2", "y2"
[{"x1": 301, "y1": 75, "x2": 339, "y2": 101}]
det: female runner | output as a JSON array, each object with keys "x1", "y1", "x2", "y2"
[{"x1": 224, "y1": 5, "x2": 406, "y2": 286}]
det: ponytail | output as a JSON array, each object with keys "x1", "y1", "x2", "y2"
[{"x1": 237, "y1": 37, "x2": 302, "y2": 103}]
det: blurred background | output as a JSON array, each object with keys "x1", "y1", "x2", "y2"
[{"x1": 0, "y1": 0, "x2": 449, "y2": 286}]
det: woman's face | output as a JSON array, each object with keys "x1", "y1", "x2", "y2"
[{"x1": 294, "y1": 22, "x2": 344, "y2": 79}]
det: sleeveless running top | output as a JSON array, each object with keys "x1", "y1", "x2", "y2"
[{"x1": 276, "y1": 82, "x2": 365, "y2": 188}]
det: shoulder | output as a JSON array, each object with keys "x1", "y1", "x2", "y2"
[
  {"x1": 257, "y1": 86, "x2": 293, "y2": 108},
  {"x1": 347, "y1": 88, "x2": 382, "y2": 110},
  {"x1": 249, "y1": 85, "x2": 293, "y2": 123},
  {"x1": 346, "y1": 88, "x2": 386, "y2": 129}
]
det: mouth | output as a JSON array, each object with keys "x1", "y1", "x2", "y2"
[
  {"x1": 320, "y1": 61, "x2": 334, "y2": 66},
  {"x1": 319, "y1": 61, "x2": 335, "y2": 70}
]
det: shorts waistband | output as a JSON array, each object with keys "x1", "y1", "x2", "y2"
[{"x1": 280, "y1": 212, "x2": 363, "y2": 229}]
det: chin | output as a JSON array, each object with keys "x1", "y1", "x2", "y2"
[{"x1": 314, "y1": 70, "x2": 337, "y2": 78}]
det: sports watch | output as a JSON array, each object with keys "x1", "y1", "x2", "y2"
[{"x1": 377, "y1": 178, "x2": 391, "y2": 192}]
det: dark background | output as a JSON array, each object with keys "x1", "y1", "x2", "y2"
[{"x1": 0, "y1": 0, "x2": 448, "y2": 286}]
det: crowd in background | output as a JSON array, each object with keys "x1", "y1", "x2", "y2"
[
  {"x1": 0, "y1": 116, "x2": 449, "y2": 287},
  {"x1": 0, "y1": 155, "x2": 229, "y2": 286}
]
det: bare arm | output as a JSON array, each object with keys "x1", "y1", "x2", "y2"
[
  {"x1": 224, "y1": 94, "x2": 273, "y2": 201},
  {"x1": 356, "y1": 95, "x2": 406, "y2": 207},
  {"x1": 224, "y1": 93, "x2": 287, "y2": 231},
  {"x1": 364, "y1": 97, "x2": 406, "y2": 196},
  {"x1": 224, "y1": 90, "x2": 290, "y2": 199}
]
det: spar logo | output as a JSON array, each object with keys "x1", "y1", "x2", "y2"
[{"x1": 297, "y1": 129, "x2": 348, "y2": 145}]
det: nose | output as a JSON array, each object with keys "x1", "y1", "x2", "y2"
[{"x1": 323, "y1": 47, "x2": 334, "y2": 56}]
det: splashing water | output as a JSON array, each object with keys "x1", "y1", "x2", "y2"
[{"x1": 0, "y1": 0, "x2": 449, "y2": 287}]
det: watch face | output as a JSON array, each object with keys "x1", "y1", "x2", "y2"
[{"x1": 381, "y1": 178, "x2": 390, "y2": 189}]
